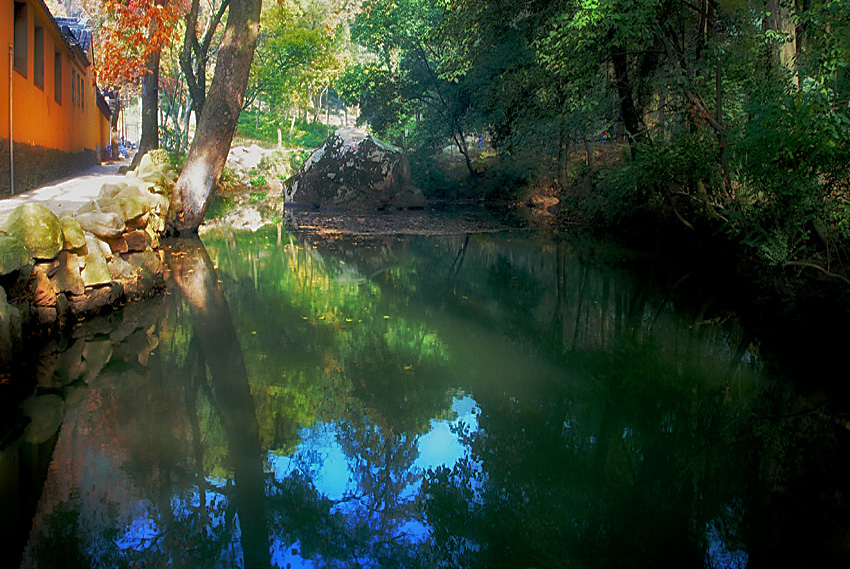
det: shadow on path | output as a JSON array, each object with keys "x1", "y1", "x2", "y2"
[{"x1": 0, "y1": 157, "x2": 134, "y2": 223}]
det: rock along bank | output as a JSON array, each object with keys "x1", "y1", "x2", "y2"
[{"x1": 0, "y1": 152, "x2": 178, "y2": 368}]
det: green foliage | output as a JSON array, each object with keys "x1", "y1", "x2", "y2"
[
  {"x1": 230, "y1": 0, "x2": 850, "y2": 275},
  {"x1": 245, "y1": 0, "x2": 356, "y2": 127},
  {"x1": 594, "y1": 132, "x2": 722, "y2": 227},
  {"x1": 237, "y1": 110, "x2": 329, "y2": 149},
  {"x1": 249, "y1": 170, "x2": 268, "y2": 187},
  {"x1": 730, "y1": 84, "x2": 850, "y2": 264},
  {"x1": 253, "y1": 148, "x2": 312, "y2": 182},
  {"x1": 147, "y1": 147, "x2": 171, "y2": 166},
  {"x1": 353, "y1": 0, "x2": 485, "y2": 182},
  {"x1": 158, "y1": 122, "x2": 184, "y2": 155},
  {"x1": 591, "y1": 158, "x2": 660, "y2": 230},
  {"x1": 218, "y1": 166, "x2": 239, "y2": 191},
  {"x1": 335, "y1": 62, "x2": 368, "y2": 107},
  {"x1": 288, "y1": 149, "x2": 312, "y2": 170},
  {"x1": 204, "y1": 193, "x2": 238, "y2": 220}
]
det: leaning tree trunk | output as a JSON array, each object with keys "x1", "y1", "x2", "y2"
[
  {"x1": 171, "y1": 0, "x2": 263, "y2": 234},
  {"x1": 131, "y1": 49, "x2": 161, "y2": 169}
]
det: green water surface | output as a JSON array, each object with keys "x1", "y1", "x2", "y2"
[{"x1": 1, "y1": 224, "x2": 848, "y2": 568}]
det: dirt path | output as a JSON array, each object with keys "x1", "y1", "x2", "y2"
[{"x1": 0, "y1": 158, "x2": 132, "y2": 224}]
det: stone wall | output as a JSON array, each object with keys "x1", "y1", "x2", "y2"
[
  {"x1": 0, "y1": 139, "x2": 100, "y2": 198},
  {"x1": 0, "y1": 152, "x2": 176, "y2": 367}
]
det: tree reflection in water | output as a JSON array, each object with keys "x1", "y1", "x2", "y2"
[
  {"x1": 8, "y1": 227, "x2": 850, "y2": 568},
  {"x1": 167, "y1": 237, "x2": 271, "y2": 569}
]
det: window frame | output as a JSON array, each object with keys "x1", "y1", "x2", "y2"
[
  {"x1": 54, "y1": 50, "x2": 62, "y2": 104},
  {"x1": 13, "y1": 2, "x2": 28, "y2": 77},
  {"x1": 33, "y1": 23, "x2": 44, "y2": 89}
]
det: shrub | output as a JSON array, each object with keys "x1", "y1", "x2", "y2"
[{"x1": 730, "y1": 85, "x2": 850, "y2": 264}]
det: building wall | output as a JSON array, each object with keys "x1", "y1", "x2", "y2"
[{"x1": 0, "y1": 0, "x2": 110, "y2": 195}]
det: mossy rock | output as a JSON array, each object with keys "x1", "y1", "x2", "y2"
[
  {"x1": 94, "y1": 197, "x2": 124, "y2": 217},
  {"x1": 115, "y1": 185, "x2": 156, "y2": 220},
  {"x1": 134, "y1": 151, "x2": 177, "y2": 186},
  {"x1": 147, "y1": 192, "x2": 170, "y2": 216},
  {"x1": 59, "y1": 216, "x2": 86, "y2": 250},
  {"x1": 76, "y1": 200, "x2": 99, "y2": 214},
  {"x1": 51, "y1": 251, "x2": 85, "y2": 295},
  {"x1": 123, "y1": 177, "x2": 159, "y2": 194},
  {"x1": 108, "y1": 256, "x2": 136, "y2": 280},
  {"x1": 81, "y1": 235, "x2": 112, "y2": 286},
  {"x1": 22, "y1": 395, "x2": 65, "y2": 444},
  {"x1": 2, "y1": 204, "x2": 64, "y2": 259},
  {"x1": 75, "y1": 211, "x2": 125, "y2": 238},
  {"x1": 0, "y1": 287, "x2": 23, "y2": 365},
  {"x1": 0, "y1": 234, "x2": 32, "y2": 275},
  {"x1": 98, "y1": 182, "x2": 127, "y2": 199}
]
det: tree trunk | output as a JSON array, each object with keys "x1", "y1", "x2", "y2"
[
  {"x1": 768, "y1": 0, "x2": 798, "y2": 84},
  {"x1": 557, "y1": 121, "x2": 569, "y2": 189},
  {"x1": 131, "y1": 49, "x2": 161, "y2": 169},
  {"x1": 109, "y1": 88, "x2": 121, "y2": 160},
  {"x1": 181, "y1": 96, "x2": 193, "y2": 153},
  {"x1": 180, "y1": 0, "x2": 205, "y2": 112},
  {"x1": 610, "y1": 44, "x2": 642, "y2": 149},
  {"x1": 454, "y1": 129, "x2": 477, "y2": 184},
  {"x1": 325, "y1": 91, "x2": 331, "y2": 124},
  {"x1": 312, "y1": 87, "x2": 327, "y2": 124},
  {"x1": 171, "y1": 0, "x2": 263, "y2": 234},
  {"x1": 180, "y1": 0, "x2": 230, "y2": 121}
]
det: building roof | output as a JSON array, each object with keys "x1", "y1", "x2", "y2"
[{"x1": 54, "y1": 16, "x2": 92, "y2": 66}]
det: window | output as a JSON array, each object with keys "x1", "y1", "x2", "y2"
[
  {"x1": 34, "y1": 25, "x2": 44, "y2": 89},
  {"x1": 13, "y1": 2, "x2": 27, "y2": 76},
  {"x1": 71, "y1": 68, "x2": 76, "y2": 104},
  {"x1": 54, "y1": 51, "x2": 61, "y2": 104},
  {"x1": 79, "y1": 75, "x2": 84, "y2": 109}
]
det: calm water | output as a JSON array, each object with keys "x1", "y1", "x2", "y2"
[{"x1": 1, "y1": 223, "x2": 849, "y2": 568}]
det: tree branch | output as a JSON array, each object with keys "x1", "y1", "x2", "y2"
[{"x1": 785, "y1": 261, "x2": 850, "y2": 286}]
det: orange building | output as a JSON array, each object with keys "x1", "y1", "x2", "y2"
[{"x1": 0, "y1": 0, "x2": 111, "y2": 196}]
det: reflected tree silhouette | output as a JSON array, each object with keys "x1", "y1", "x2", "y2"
[{"x1": 166, "y1": 237, "x2": 271, "y2": 569}]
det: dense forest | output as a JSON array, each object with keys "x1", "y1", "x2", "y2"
[
  {"x1": 90, "y1": 0, "x2": 850, "y2": 282},
  {"x1": 344, "y1": 0, "x2": 850, "y2": 283}
]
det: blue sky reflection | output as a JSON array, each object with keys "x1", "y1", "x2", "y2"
[{"x1": 265, "y1": 394, "x2": 480, "y2": 561}]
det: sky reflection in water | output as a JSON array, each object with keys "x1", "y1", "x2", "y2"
[{"x1": 268, "y1": 395, "x2": 480, "y2": 562}]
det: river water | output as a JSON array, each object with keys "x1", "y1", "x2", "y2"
[{"x1": 1, "y1": 223, "x2": 848, "y2": 568}]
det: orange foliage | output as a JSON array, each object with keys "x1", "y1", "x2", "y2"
[{"x1": 94, "y1": 0, "x2": 185, "y2": 85}]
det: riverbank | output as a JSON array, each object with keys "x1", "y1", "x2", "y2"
[{"x1": 0, "y1": 154, "x2": 175, "y2": 369}]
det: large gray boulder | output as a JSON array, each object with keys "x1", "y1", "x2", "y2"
[{"x1": 285, "y1": 128, "x2": 426, "y2": 210}]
